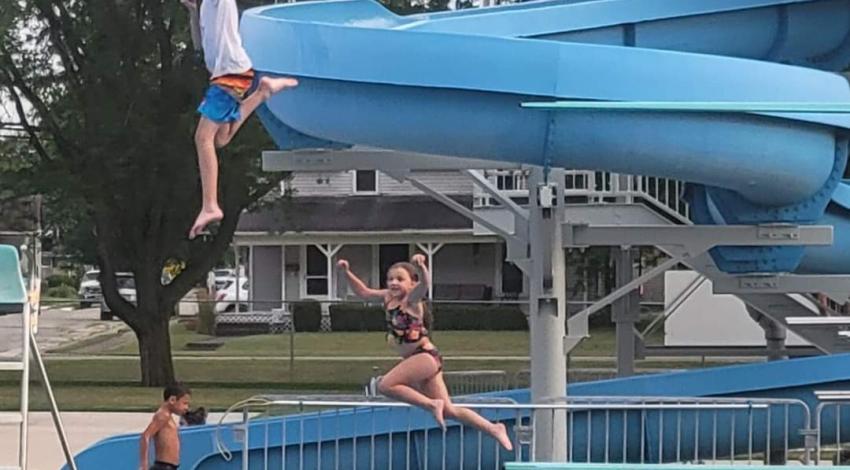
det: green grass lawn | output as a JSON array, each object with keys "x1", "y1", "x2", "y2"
[
  {"x1": 94, "y1": 327, "x2": 535, "y2": 357},
  {"x1": 63, "y1": 321, "x2": 629, "y2": 357},
  {"x1": 0, "y1": 357, "x2": 532, "y2": 411},
  {"x1": 13, "y1": 321, "x2": 683, "y2": 411},
  {"x1": 0, "y1": 385, "x2": 278, "y2": 412}
]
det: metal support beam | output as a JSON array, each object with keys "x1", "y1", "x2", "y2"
[
  {"x1": 19, "y1": 271, "x2": 31, "y2": 470},
  {"x1": 464, "y1": 169, "x2": 530, "y2": 221},
  {"x1": 403, "y1": 175, "x2": 523, "y2": 245},
  {"x1": 612, "y1": 247, "x2": 639, "y2": 377},
  {"x1": 661, "y1": 250, "x2": 850, "y2": 354},
  {"x1": 263, "y1": 147, "x2": 523, "y2": 172},
  {"x1": 735, "y1": 293, "x2": 837, "y2": 354},
  {"x1": 463, "y1": 169, "x2": 530, "y2": 269},
  {"x1": 30, "y1": 332, "x2": 77, "y2": 470},
  {"x1": 526, "y1": 167, "x2": 567, "y2": 462},
  {"x1": 712, "y1": 274, "x2": 850, "y2": 298},
  {"x1": 786, "y1": 317, "x2": 850, "y2": 326},
  {"x1": 640, "y1": 275, "x2": 706, "y2": 339},
  {"x1": 747, "y1": 307, "x2": 788, "y2": 361},
  {"x1": 567, "y1": 257, "x2": 680, "y2": 345},
  {"x1": 563, "y1": 224, "x2": 833, "y2": 254}
]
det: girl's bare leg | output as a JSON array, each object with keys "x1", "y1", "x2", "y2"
[
  {"x1": 421, "y1": 369, "x2": 514, "y2": 451},
  {"x1": 378, "y1": 353, "x2": 446, "y2": 429}
]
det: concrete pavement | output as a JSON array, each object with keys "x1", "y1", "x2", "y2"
[
  {"x1": 0, "y1": 307, "x2": 128, "y2": 359},
  {"x1": 0, "y1": 412, "x2": 237, "y2": 470}
]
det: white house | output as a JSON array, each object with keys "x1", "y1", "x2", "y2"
[{"x1": 234, "y1": 167, "x2": 527, "y2": 310}]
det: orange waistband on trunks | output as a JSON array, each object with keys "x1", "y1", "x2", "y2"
[{"x1": 211, "y1": 70, "x2": 255, "y2": 97}]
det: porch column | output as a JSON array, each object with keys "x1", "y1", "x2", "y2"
[{"x1": 416, "y1": 242, "x2": 445, "y2": 299}]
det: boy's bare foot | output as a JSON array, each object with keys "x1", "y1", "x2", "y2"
[
  {"x1": 189, "y1": 207, "x2": 224, "y2": 239},
  {"x1": 428, "y1": 399, "x2": 446, "y2": 430},
  {"x1": 258, "y1": 76, "x2": 299, "y2": 99},
  {"x1": 491, "y1": 422, "x2": 513, "y2": 451}
]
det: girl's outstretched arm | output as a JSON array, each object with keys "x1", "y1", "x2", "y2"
[
  {"x1": 338, "y1": 259, "x2": 386, "y2": 301},
  {"x1": 407, "y1": 254, "x2": 431, "y2": 304}
]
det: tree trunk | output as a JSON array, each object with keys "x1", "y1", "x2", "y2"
[{"x1": 137, "y1": 313, "x2": 175, "y2": 387}]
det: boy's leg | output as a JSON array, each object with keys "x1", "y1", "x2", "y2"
[
  {"x1": 213, "y1": 76, "x2": 299, "y2": 148},
  {"x1": 190, "y1": 117, "x2": 226, "y2": 239},
  {"x1": 189, "y1": 76, "x2": 297, "y2": 239}
]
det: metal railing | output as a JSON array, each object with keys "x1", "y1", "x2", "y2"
[
  {"x1": 815, "y1": 392, "x2": 850, "y2": 465},
  {"x1": 473, "y1": 170, "x2": 691, "y2": 224},
  {"x1": 366, "y1": 370, "x2": 511, "y2": 398},
  {"x1": 547, "y1": 396, "x2": 812, "y2": 466},
  {"x1": 445, "y1": 370, "x2": 511, "y2": 396},
  {"x1": 212, "y1": 395, "x2": 815, "y2": 469}
]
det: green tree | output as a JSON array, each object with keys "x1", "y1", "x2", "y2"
[{"x1": 0, "y1": 0, "x2": 284, "y2": 386}]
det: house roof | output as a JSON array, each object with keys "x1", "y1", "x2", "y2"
[{"x1": 237, "y1": 195, "x2": 473, "y2": 233}]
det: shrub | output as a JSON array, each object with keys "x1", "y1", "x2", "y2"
[
  {"x1": 46, "y1": 285, "x2": 77, "y2": 300},
  {"x1": 329, "y1": 304, "x2": 385, "y2": 331},
  {"x1": 292, "y1": 300, "x2": 322, "y2": 332},
  {"x1": 325, "y1": 302, "x2": 529, "y2": 332},
  {"x1": 46, "y1": 273, "x2": 78, "y2": 289},
  {"x1": 432, "y1": 304, "x2": 528, "y2": 331}
]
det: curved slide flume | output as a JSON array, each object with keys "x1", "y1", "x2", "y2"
[
  {"x1": 63, "y1": 2, "x2": 850, "y2": 468},
  {"x1": 243, "y1": 0, "x2": 850, "y2": 274}
]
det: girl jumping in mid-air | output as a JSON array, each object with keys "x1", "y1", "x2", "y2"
[{"x1": 337, "y1": 254, "x2": 513, "y2": 451}]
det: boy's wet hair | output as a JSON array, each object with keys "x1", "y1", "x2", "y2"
[{"x1": 163, "y1": 382, "x2": 191, "y2": 401}]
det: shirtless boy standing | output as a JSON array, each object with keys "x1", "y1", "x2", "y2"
[{"x1": 139, "y1": 383, "x2": 192, "y2": 470}]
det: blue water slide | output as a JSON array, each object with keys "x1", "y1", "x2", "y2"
[
  {"x1": 241, "y1": 0, "x2": 850, "y2": 273},
  {"x1": 63, "y1": 1, "x2": 850, "y2": 467},
  {"x1": 65, "y1": 354, "x2": 850, "y2": 469}
]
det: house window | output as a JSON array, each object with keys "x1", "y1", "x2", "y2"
[
  {"x1": 305, "y1": 245, "x2": 328, "y2": 296},
  {"x1": 494, "y1": 170, "x2": 527, "y2": 191},
  {"x1": 353, "y1": 170, "x2": 378, "y2": 194}
]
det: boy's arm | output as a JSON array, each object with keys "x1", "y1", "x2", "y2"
[
  {"x1": 337, "y1": 260, "x2": 386, "y2": 302},
  {"x1": 139, "y1": 413, "x2": 168, "y2": 470},
  {"x1": 181, "y1": 0, "x2": 202, "y2": 52},
  {"x1": 407, "y1": 254, "x2": 431, "y2": 304}
]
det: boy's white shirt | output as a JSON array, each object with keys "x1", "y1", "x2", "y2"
[{"x1": 200, "y1": 0, "x2": 253, "y2": 78}]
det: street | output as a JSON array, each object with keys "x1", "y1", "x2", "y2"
[{"x1": 0, "y1": 306, "x2": 126, "y2": 359}]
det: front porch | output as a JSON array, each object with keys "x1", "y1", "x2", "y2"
[{"x1": 231, "y1": 232, "x2": 527, "y2": 309}]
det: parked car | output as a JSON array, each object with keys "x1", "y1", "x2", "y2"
[
  {"x1": 212, "y1": 268, "x2": 237, "y2": 292},
  {"x1": 214, "y1": 277, "x2": 250, "y2": 313},
  {"x1": 77, "y1": 269, "x2": 101, "y2": 309},
  {"x1": 99, "y1": 273, "x2": 136, "y2": 321}
]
